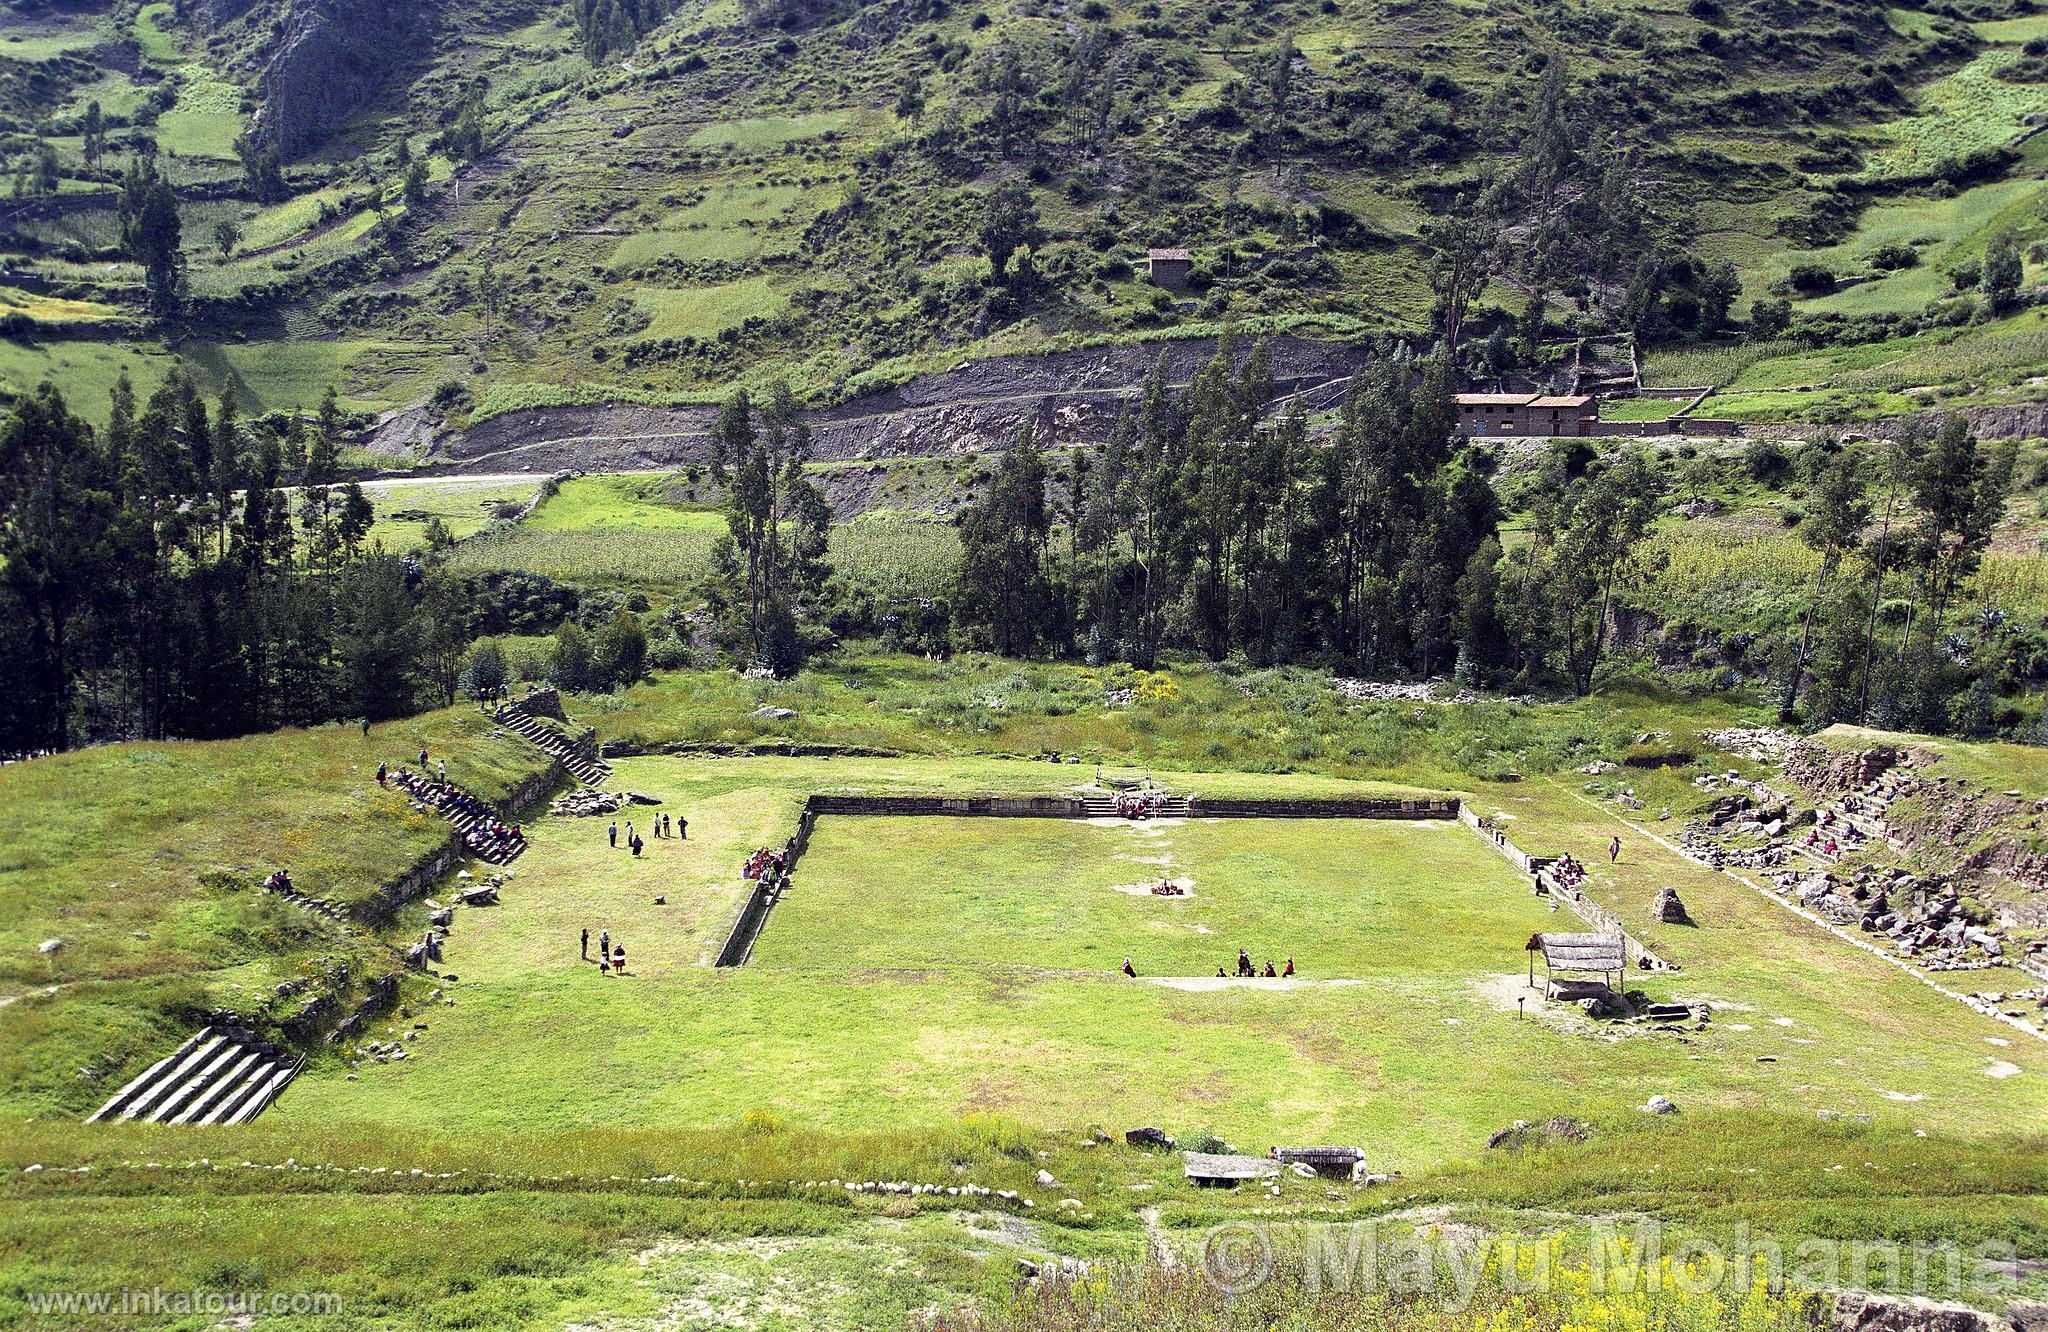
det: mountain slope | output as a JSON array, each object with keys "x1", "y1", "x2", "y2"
[{"x1": 0, "y1": 0, "x2": 2043, "y2": 427}]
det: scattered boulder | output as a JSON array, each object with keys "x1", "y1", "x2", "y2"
[
  {"x1": 1035, "y1": 1169, "x2": 1059, "y2": 1189},
  {"x1": 1653, "y1": 886, "x2": 1694, "y2": 925},
  {"x1": 752, "y1": 706, "x2": 798, "y2": 721},
  {"x1": 1124, "y1": 1126, "x2": 1173, "y2": 1149},
  {"x1": 36, "y1": 939, "x2": 61, "y2": 955},
  {"x1": 1642, "y1": 1095, "x2": 1679, "y2": 1115}
]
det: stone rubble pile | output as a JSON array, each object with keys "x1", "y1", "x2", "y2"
[
  {"x1": 1329, "y1": 677, "x2": 1536, "y2": 706},
  {"x1": 550, "y1": 789, "x2": 632, "y2": 817},
  {"x1": 1701, "y1": 727, "x2": 1798, "y2": 765},
  {"x1": 1684, "y1": 749, "x2": 2039, "y2": 993}
]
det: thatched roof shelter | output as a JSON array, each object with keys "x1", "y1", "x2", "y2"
[{"x1": 1527, "y1": 931, "x2": 1626, "y2": 994}]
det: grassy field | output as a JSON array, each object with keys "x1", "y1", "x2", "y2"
[
  {"x1": 4, "y1": 655, "x2": 2047, "y2": 1326},
  {"x1": 268, "y1": 744, "x2": 2046, "y2": 1159},
  {"x1": 452, "y1": 482, "x2": 959, "y2": 596},
  {"x1": 1597, "y1": 397, "x2": 1679, "y2": 422},
  {"x1": 0, "y1": 708, "x2": 554, "y2": 1119},
  {"x1": 762, "y1": 813, "x2": 1545, "y2": 976},
  {"x1": 686, "y1": 111, "x2": 856, "y2": 150},
  {"x1": 360, "y1": 473, "x2": 549, "y2": 548},
  {"x1": 632, "y1": 277, "x2": 786, "y2": 340}
]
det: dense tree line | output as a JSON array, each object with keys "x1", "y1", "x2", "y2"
[
  {"x1": 1784, "y1": 416, "x2": 2024, "y2": 736},
  {"x1": 947, "y1": 339, "x2": 2030, "y2": 739},
  {"x1": 0, "y1": 376, "x2": 638, "y2": 758},
  {"x1": 951, "y1": 338, "x2": 1668, "y2": 692}
]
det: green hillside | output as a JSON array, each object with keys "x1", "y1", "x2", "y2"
[{"x1": 2, "y1": 0, "x2": 2045, "y2": 420}]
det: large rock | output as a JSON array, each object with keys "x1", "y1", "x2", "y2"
[
  {"x1": 1653, "y1": 886, "x2": 1694, "y2": 925},
  {"x1": 251, "y1": 0, "x2": 431, "y2": 159}
]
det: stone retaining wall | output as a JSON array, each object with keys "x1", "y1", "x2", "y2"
[
  {"x1": 808, "y1": 794, "x2": 1086, "y2": 818},
  {"x1": 1190, "y1": 796, "x2": 1458, "y2": 819},
  {"x1": 353, "y1": 759, "x2": 562, "y2": 922}
]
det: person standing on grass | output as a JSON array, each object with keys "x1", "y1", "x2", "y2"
[
  {"x1": 361, "y1": 718, "x2": 371, "y2": 738},
  {"x1": 613, "y1": 944, "x2": 626, "y2": 975},
  {"x1": 678, "y1": 816, "x2": 688, "y2": 841},
  {"x1": 1121, "y1": 957, "x2": 1136, "y2": 978},
  {"x1": 625, "y1": 821, "x2": 635, "y2": 848},
  {"x1": 600, "y1": 928, "x2": 610, "y2": 964},
  {"x1": 581, "y1": 927, "x2": 589, "y2": 960},
  {"x1": 1608, "y1": 835, "x2": 1621, "y2": 863},
  {"x1": 608, "y1": 821, "x2": 617, "y2": 848}
]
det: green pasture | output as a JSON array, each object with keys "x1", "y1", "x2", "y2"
[
  {"x1": 763, "y1": 814, "x2": 1545, "y2": 976},
  {"x1": 153, "y1": 64, "x2": 245, "y2": 161},
  {"x1": 361, "y1": 474, "x2": 550, "y2": 548},
  {"x1": 523, "y1": 474, "x2": 725, "y2": 532},
  {"x1": 631, "y1": 278, "x2": 786, "y2": 340},
  {"x1": 1597, "y1": 397, "x2": 1679, "y2": 422},
  {"x1": 0, "y1": 339, "x2": 174, "y2": 426},
  {"x1": 686, "y1": 111, "x2": 855, "y2": 150},
  {"x1": 131, "y1": 2, "x2": 180, "y2": 60},
  {"x1": 451, "y1": 509, "x2": 957, "y2": 596},
  {"x1": 607, "y1": 183, "x2": 811, "y2": 269},
  {"x1": 0, "y1": 287, "x2": 119, "y2": 326},
  {"x1": 1855, "y1": 51, "x2": 2041, "y2": 184},
  {"x1": 0, "y1": 22, "x2": 102, "y2": 61}
]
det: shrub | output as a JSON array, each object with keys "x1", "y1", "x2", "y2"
[
  {"x1": 1868, "y1": 243, "x2": 1917, "y2": 271},
  {"x1": 1786, "y1": 263, "x2": 1835, "y2": 295},
  {"x1": 1745, "y1": 438, "x2": 1792, "y2": 486}
]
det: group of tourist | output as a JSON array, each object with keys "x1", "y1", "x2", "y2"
[
  {"x1": 581, "y1": 926, "x2": 629, "y2": 976},
  {"x1": 1115, "y1": 791, "x2": 1166, "y2": 819},
  {"x1": 263, "y1": 869, "x2": 294, "y2": 893},
  {"x1": 608, "y1": 820, "x2": 646, "y2": 856},
  {"x1": 743, "y1": 847, "x2": 786, "y2": 881},
  {"x1": 387, "y1": 764, "x2": 525, "y2": 860},
  {"x1": 1150, "y1": 876, "x2": 1187, "y2": 897},
  {"x1": 1226, "y1": 947, "x2": 1294, "y2": 979},
  {"x1": 1551, "y1": 853, "x2": 1588, "y2": 889}
]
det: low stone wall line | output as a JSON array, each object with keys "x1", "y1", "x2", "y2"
[{"x1": 1457, "y1": 804, "x2": 1676, "y2": 972}]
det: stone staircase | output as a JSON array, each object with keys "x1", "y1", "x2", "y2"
[
  {"x1": 1080, "y1": 791, "x2": 1191, "y2": 818},
  {"x1": 495, "y1": 703, "x2": 612, "y2": 786},
  {"x1": 393, "y1": 773, "x2": 526, "y2": 864},
  {"x1": 86, "y1": 1025, "x2": 303, "y2": 1126},
  {"x1": 262, "y1": 875, "x2": 355, "y2": 927}
]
